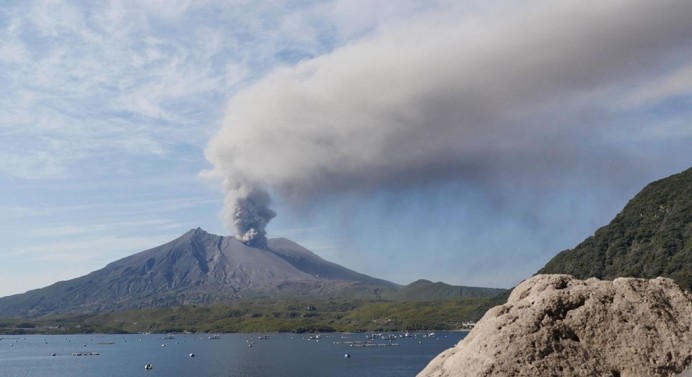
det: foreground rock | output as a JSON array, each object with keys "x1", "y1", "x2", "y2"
[{"x1": 418, "y1": 274, "x2": 692, "y2": 377}]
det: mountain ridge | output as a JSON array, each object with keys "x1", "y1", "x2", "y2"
[
  {"x1": 539, "y1": 167, "x2": 692, "y2": 288},
  {"x1": 397, "y1": 279, "x2": 505, "y2": 300},
  {"x1": 0, "y1": 228, "x2": 503, "y2": 317}
]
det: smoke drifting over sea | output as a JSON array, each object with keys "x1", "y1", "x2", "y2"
[{"x1": 205, "y1": 0, "x2": 692, "y2": 242}]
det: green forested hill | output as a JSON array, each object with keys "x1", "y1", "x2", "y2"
[
  {"x1": 540, "y1": 167, "x2": 692, "y2": 288},
  {"x1": 0, "y1": 297, "x2": 492, "y2": 334},
  {"x1": 396, "y1": 279, "x2": 505, "y2": 300}
]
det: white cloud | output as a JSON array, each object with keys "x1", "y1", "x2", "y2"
[
  {"x1": 0, "y1": 233, "x2": 176, "y2": 296},
  {"x1": 0, "y1": 195, "x2": 219, "y2": 220},
  {"x1": 3, "y1": 0, "x2": 399, "y2": 182},
  {"x1": 625, "y1": 63, "x2": 692, "y2": 106},
  {"x1": 31, "y1": 219, "x2": 184, "y2": 238},
  {"x1": 6, "y1": 233, "x2": 173, "y2": 260},
  {"x1": 1, "y1": 0, "x2": 456, "y2": 181},
  {"x1": 0, "y1": 2, "x2": 225, "y2": 179},
  {"x1": 0, "y1": 269, "x2": 84, "y2": 297}
]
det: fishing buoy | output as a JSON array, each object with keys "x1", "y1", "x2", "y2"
[
  {"x1": 344, "y1": 353, "x2": 350, "y2": 358},
  {"x1": 189, "y1": 353, "x2": 195, "y2": 357},
  {"x1": 51, "y1": 353, "x2": 56, "y2": 356},
  {"x1": 144, "y1": 364, "x2": 153, "y2": 370}
]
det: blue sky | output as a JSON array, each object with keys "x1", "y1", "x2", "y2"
[{"x1": 1, "y1": 0, "x2": 691, "y2": 297}]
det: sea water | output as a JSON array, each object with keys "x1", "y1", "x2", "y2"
[{"x1": 0, "y1": 332, "x2": 465, "y2": 377}]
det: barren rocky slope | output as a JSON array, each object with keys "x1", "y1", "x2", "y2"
[
  {"x1": 418, "y1": 274, "x2": 692, "y2": 377},
  {"x1": 0, "y1": 228, "x2": 397, "y2": 316},
  {"x1": 0, "y1": 228, "x2": 504, "y2": 317}
]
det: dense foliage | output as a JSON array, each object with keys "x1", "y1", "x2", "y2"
[
  {"x1": 0, "y1": 297, "x2": 493, "y2": 335},
  {"x1": 540, "y1": 168, "x2": 692, "y2": 289}
]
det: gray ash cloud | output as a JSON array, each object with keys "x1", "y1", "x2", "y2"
[
  {"x1": 205, "y1": 0, "x2": 692, "y2": 240},
  {"x1": 224, "y1": 182, "x2": 276, "y2": 249}
]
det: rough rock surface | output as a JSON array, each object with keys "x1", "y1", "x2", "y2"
[{"x1": 418, "y1": 274, "x2": 692, "y2": 377}]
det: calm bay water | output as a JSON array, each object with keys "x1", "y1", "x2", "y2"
[{"x1": 0, "y1": 332, "x2": 466, "y2": 377}]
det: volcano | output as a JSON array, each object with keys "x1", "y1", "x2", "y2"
[
  {"x1": 0, "y1": 228, "x2": 504, "y2": 317},
  {"x1": 0, "y1": 228, "x2": 396, "y2": 316}
]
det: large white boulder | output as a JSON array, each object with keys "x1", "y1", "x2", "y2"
[{"x1": 419, "y1": 274, "x2": 692, "y2": 377}]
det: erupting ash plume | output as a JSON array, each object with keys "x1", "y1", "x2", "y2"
[
  {"x1": 205, "y1": 0, "x2": 692, "y2": 241},
  {"x1": 224, "y1": 182, "x2": 276, "y2": 249}
]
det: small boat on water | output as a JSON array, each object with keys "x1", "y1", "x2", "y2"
[
  {"x1": 72, "y1": 351, "x2": 99, "y2": 356},
  {"x1": 208, "y1": 335, "x2": 221, "y2": 340}
]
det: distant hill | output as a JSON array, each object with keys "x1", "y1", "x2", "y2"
[
  {"x1": 0, "y1": 228, "x2": 503, "y2": 317},
  {"x1": 539, "y1": 167, "x2": 692, "y2": 289},
  {"x1": 396, "y1": 279, "x2": 506, "y2": 300}
]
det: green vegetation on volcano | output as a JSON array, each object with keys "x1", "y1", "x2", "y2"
[{"x1": 0, "y1": 297, "x2": 492, "y2": 335}]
